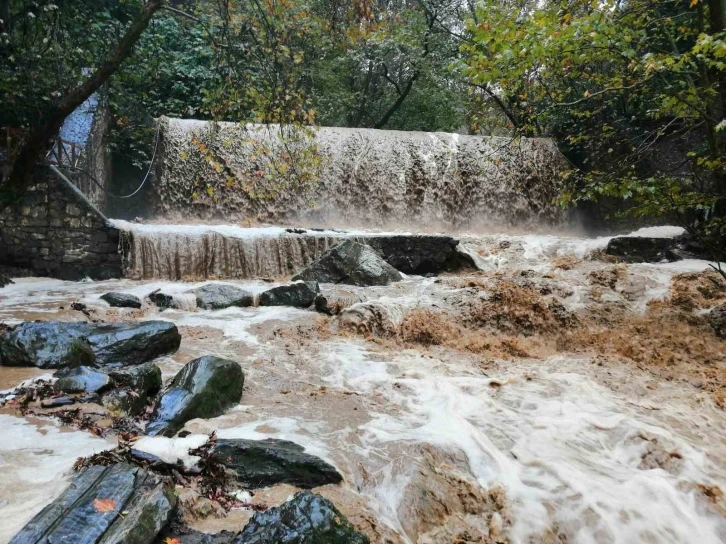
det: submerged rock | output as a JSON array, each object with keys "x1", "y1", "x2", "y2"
[
  {"x1": 10, "y1": 463, "x2": 176, "y2": 544},
  {"x1": 54, "y1": 366, "x2": 112, "y2": 394},
  {"x1": 258, "y1": 282, "x2": 319, "y2": 308},
  {"x1": 233, "y1": 491, "x2": 369, "y2": 544},
  {"x1": 0, "y1": 321, "x2": 180, "y2": 368},
  {"x1": 292, "y1": 240, "x2": 402, "y2": 286},
  {"x1": 605, "y1": 236, "x2": 680, "y2": 263},
  {"x1": 0, "y1": 274, "x2": 14, "y2": 288},
  {"x1": 149, "y1": 291, "x2": 196, "y2": 310},
  {"x1": 146, "y1": 355, "x2": 244, "y2": 437},
  {"x1": 191, "y1": 284, "x2": 254, "y2": 310},
  {"x1": 210, "y1": 438, "x2": 343, "y2": 488},
  {"x1": 710, "y1": 304, "x2": 726, "y2": 339},
  {"x1": 102, "y1": 387, "x2": 148, "y2": 417},
  {"x1": 315, "y1": 288, "x2": 366, "y2": 316},
  {"x1": 100, "y1": 292, "x2": 142, "y2": 309}
]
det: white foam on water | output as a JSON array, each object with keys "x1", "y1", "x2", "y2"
[
  {"x1": 627, "y1": 226, "x2": 686, "y2": 238},
  {"x1": 0, "y1": 414, "x2": 113, "y2": 542},
  {"x1": 132, "y1": 434, "x2": 209, "y2": 470},
  {"x1": 318, "y1": 343, "x2": 726, "y2": 543}
]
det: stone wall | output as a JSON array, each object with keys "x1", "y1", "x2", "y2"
[
  {"x1": 0, "y1": 168, "x2": 122, "y2": 280},
  {"x1": 150, "y1": 118, "x2": 570, "y2": 230}
]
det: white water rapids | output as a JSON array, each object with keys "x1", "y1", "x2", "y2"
[{"x1": 1, "y1": 227, "x2": 725, "y2": 543}]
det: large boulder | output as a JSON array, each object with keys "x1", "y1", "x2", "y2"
[
  {"x1": 146, "y1": 355, "x2": 244, "y2": 437},
  {"x1": 10, "y1": 463, "x2": 176, "y2": 544},
  {"x1": 86, "y1": 321, "x2": 181, "y2": 366},
  {"x1": 54, "y1": 366, "x2": 112, "y2": 394},
  {"x1": 710, "y1": 304, "x2": 726, "y2": 339},
  {"x1": 191, "y1": 284, "x2": 254, "y2": 310},
  {"x1": 605, "y1": 236, "x2": 680, "y2": 263},
  {"x1": 360, "y1": 235, "x2": 469, "y2": 274},
  {"x1": 292, "y1": 240, "x2": 402, "y2": 286},
  {"x1": 258, "y1": 282, "x2": 319, "y2": 308},
  {"x1": 210, "y1": 438, "x2": 343, "y2": 488},
  {"x1": 100, "y1": 292, "x2": 142, "y2": 309},
  {"x1": 0, "y1": 321, "x2": 180, "y2": 368},
  {"x1": 233, "y1": 492, "x2": 369, "y2": 544},
  {"x1": 0, "y1": 322, "x2": 96, "y2": 368}
]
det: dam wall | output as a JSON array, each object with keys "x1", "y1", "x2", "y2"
[{"x1": 150, "y1": 118, "x2": 569, "y2": 229}]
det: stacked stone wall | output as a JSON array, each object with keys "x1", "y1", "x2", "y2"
[{"x1": 0, "y1": 168, "x2": 122, "y2": 280}]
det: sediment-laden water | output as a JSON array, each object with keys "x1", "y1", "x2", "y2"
[{"x1": 1, "y1": 226, "x2": 725, "y2": 543}]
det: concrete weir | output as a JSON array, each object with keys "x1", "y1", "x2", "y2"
[
  {"x1": 114, "y1": 220, "x2": 471, "y2": 280},
  {"x1": 150, "y1": 118, "x2": 569, "y2": 229}
]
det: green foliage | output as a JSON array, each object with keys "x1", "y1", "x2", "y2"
[{"x1": 461, "y1": 0, "x2": 726, "y2": 259}]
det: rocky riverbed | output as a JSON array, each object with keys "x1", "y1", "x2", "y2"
[{"x1": 1, "y1": 226, "x2": 725, "y2": 543}]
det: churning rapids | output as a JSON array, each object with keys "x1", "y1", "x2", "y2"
[{"x1": 1, "y1": 225, "x2": 726, "y2": 544}]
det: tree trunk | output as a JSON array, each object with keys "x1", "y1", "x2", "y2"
[{"x1": 0, "y1": 0, "x2": 165, "y2": 209}]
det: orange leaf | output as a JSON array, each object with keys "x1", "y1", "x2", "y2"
[
  {"x1": 164, "y1": 538, "x2": 182, "y2": 544},
  {"x1": 690, "y1": 0, "x2": 698, "y2": 7},
  {"x1": 93, "y1": 498, "x2": 117, "y2": 514}
]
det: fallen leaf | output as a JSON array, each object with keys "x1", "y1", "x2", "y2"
[
  {"x1": 164, "y1": 538, "x2": 182, "y2": 544},
  {"x1": 93, "y1": 498, "x2": 117, "y2": 514}
]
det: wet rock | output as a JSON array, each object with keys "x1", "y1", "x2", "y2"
[
  {"x1": 191, "y1": 284, "x2": 254, "y2": 310},
  {"x1": 146, "y1": 355, "x2": 244, "y2": 437},
  {"x1": 40, "y1": 396, "x2": 75, "y2": 408},
  {"x1": 292, "y1": 240, "x2": 402, "y2": 286},
  {"x1": 164, "y1": 531, "x2": 237, "y2": 544},
  {"x1": 102, "y1": 387, "x2": 148, "y2": 416},
  {"x1": 0, "y1": 321, "x2": 180, "y2": 368},
  {"x1": 148, "y1": 291, "x2": 196, "y2": 310},
  {"x1": 233, "y1": 491, "x2": 369, "y2": 544},
  {"x1": 605, "y1": 236, "x2": 680, "y2": 263},
  {"x1": 258, "y1": 282, "x2": 319, "y2": 308},
  {"x1": 101, "y1": 292, "x2": 142, "y2": 309},
  {"x1": 361, "y1": 235, "x2": 469, "y2": 274},
  {"x1": 0, "y1": 322, "x2": 96, "y2": 368},
  {"x1": 710, "y1": 304, "x2": 726, "y2": 339},
  {"x1": 10, "y1": 463, "x2": 176, "y2": 544},
  {"x1": 86, "y1": 321, "x2": 181, "y2": 366},
  {"x1": 109, "y1": 362, "x2": 162, "y2": 395},
  {"x1": 54, "y1": 366, "x2": 112, "y2": 394},
  {"x1": 210, "y1": 438, "x2": 343, "y2": 488},
  {"x1": 315, "y1": 288, "x2": 366, "y2": 316},
  {"x1": 0, "y1": 274, "x2": 13, "y2": 288}
]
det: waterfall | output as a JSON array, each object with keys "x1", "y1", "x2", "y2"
[
  {"x1": 116, "y1": 221, "x2": 343, "y2": 280},
  {"x1": 148, "y1": 119, "x2": 569, "y2": 229}
]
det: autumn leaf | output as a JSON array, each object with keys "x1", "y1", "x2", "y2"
[
  {"x1": 164, "y1": 538, "x2": 182, "y2": 544},
  {"x1": 93, "y1": 498, "x2": 117, "y2": 514},
  {"x1": 690, "y1": 0, "x2": 698, "y2": 7}
]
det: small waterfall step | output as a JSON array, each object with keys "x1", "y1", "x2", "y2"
[{"x1": 112, "y1": 220, "x2": 472, "y2": 280}]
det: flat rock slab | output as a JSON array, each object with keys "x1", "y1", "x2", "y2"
[
  {"x1": 0, "y1": 321, "x2": 180, "y2": 368},
  {"x1": 100, "y1": 292, "x2": 142, "y2": 309},
  {"x1": 146, "y1": 355, "x2": 244, "y2": 437},
  {"x1": 210, "y1": 438, "x2": 343, "y2": 488},
  {"x1": 258, "y1": 282, "x2": 319, "y2": 308},
  {"x1": 233, "y1": 491, "x2": 369, "y2": 544},
  {"x1": 292, "y1": 240, "x2": 402, "y2": 286},
  {"x1": 191, "y1": 284, "x2": 254, "y2": 310},
  {"x1": 10, "y1": 463, "x2": 176, "y2": 544}
]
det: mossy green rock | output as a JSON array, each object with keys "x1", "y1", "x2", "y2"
[
  {"x1": 146, "y1": 355, "x2": 244, "y2": 437},
  {"x1": 54, "y1": 366, "x2": 112, "y2": 394}
]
